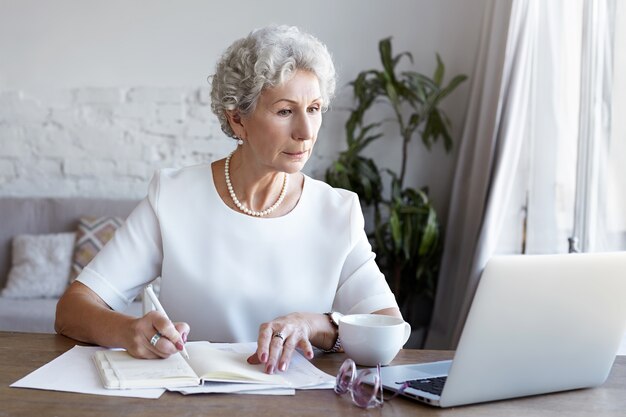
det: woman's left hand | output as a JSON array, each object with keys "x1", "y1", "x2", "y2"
[{"x1": 247, "y1": 312, "x2": 316, "y2": 374}]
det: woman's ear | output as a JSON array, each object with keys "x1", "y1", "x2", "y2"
[{"x1": 226, "y1": 110, "x2": 246, "y2": 139}]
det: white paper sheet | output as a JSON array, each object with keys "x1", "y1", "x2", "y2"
[{"x1": 10, "y1": 345, "x2": 164, "y2": 399}]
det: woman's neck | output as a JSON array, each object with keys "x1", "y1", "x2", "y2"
[{"x1": 228, "y1": 151, "x2": 286, "y2": 212}]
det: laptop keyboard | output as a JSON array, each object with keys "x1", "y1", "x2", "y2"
[{"x1": 405, "y1": 376, "x2": 447, "y2": 395}]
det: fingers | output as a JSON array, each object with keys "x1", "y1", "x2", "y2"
[
  {"x1": 266, "y1": 330, "x2": 288, "y2": 374},
  {"x1": 276, "y1": 334, "x2": 296, "y2": 372},
  {"x1": 255, "y1": 322, "x2": 274, "y2": 364},
  {"x1": 247, "y1": 352, "x2": 261, "y2": 365},
  {"x1": 174, "y1": 322, "x2": 191, "y2": 344},
  {"x1": 276, "y1": 335, "x2": 314, "y2": 372},
  {"x1": 156, "y1": 315, "x2": 184, "y2": 348},
  {"x1": 135, "y1": 311, "x2": 190, "y2": 359},
  {"x1": 297, "y1": 337, "x2": 315, "y2": 360},
  {"x1": 254, "y1": 313, "x2": 314, "y2": 374}
]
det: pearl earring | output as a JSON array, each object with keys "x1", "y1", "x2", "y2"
[{"x1": 237, "y1": 138, "x2": 244, "y2": 146}]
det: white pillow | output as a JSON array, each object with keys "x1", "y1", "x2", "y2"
[{"x1": 1, "y1": 232, "x2": 76, "y2": 299}]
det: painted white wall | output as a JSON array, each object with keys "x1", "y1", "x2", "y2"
[{"x1": 0, "y1": 0, "x2": 488, "y2": 223}]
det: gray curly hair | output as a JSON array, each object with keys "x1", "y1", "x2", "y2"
[{"x1": 210, "y1": 25, "x2": 337, "y2": 138}]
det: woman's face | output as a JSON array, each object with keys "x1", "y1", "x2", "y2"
[{"x1": 233, "y1": 70, "x2": 323, "y2": 174}]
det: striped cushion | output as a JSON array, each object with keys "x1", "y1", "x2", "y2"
[{"x1": 71, "y1": 216, "x2": 123, "y2": 281}]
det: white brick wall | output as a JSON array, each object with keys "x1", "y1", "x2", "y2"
[
  {"x1": 0, "y1": 87, "x2": 295, "y2": 198},
  {"x1": 0, "y1": 86, "x2": 458, "y2": 228}
]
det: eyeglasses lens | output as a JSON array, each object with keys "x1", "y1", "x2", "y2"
[
  {"x1": 334, "y1": 359, "x2": 355, "y2": 395},
  {"x1": 352, "y1": 369, "x2": 381, "y2": 408},
  {"x1": 335, "y1": 359, "x2": 384, "y2": 409}
]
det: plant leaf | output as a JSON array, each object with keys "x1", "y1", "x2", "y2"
[
  {"x1": 389, "y1": 208, "x2": 402, "y2": 251},
  {"x1": 439, "y1": 74, "x2": 468, "y2": 101},
  {"x1": 402, "y1": 215, "x2": 413, "y2": 260},
  {"x1": 433, "y1": 53, "x2": 444, "y2": 86},
  {"x1": 426, "y1": 74, "x2": 467, "y2": 111},
  {"x1": 404, "y1": 71, "x2": 439, "y2": 91},
  {"x1": 419, "y1": 207, "x2": 439, "y2": 256},
  {"x1": 385, "y1": 81, "x2": 400, "y2": 108},
  {"x1": 378, "y1": 38, "x2": 395, "y2": 82},
  {"x1": 393, "y1": 51, "x2": 413, "y2": 68}
]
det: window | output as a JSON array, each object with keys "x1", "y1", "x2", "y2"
[
  {"x1": 496, "y1": 0, "x2": 625, "y2": 255},
  {"x1": 601, "y1": 0, "x2": 626, "y2": 251}
]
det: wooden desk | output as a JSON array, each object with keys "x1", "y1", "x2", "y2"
[{"x1": 1, "y1": 332, "x2": 625, "y2": 417}]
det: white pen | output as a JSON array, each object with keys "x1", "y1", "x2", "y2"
[{"x1": 145, "y1": 284, "x2": 190, "y2": 360}]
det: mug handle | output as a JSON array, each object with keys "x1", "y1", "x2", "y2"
[{"x1": 402, "y1": 321, "x2": 411, "y2": 345}]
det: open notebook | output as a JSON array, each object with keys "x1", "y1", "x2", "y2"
[{"x1": 93, "y1": 341, "x2": 289, "y2": 389}]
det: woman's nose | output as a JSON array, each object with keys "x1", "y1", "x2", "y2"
[{"x1": 293, "y1": 114, "x2": 314, "y2": 141}]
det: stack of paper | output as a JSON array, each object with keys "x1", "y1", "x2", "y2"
[{"x1": 11, "y1": 342, "x2": 335, "y2": 398}]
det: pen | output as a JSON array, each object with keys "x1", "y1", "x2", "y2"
[{"x1": 145, "y1": 284, "x2": 190, "y2": 360}]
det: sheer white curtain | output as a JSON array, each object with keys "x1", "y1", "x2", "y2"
[
  {"x1": 604, "y1": 2, "x2": 626, "y2": 252},
  {"x1": 499, "y1": 0, "x2": 622, "y2": 256},
  {"x1": 572, "y1": 0, "x2": 617, "y2": 253},
  {"x1": 425, "y1": 0, "x2": 535, "y2": 349},
  {"x1": 499, "y1": 1, "x2": 584, "y2": 255},
  {"x1": 426, "y1": 0, "x2": 624, "y2": 349}
]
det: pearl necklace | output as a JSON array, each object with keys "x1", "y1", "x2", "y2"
[{"x1": 224, "y1": 151, "x2": 288, "y2": 217}]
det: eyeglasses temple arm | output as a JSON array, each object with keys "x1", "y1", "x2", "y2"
[{"x1": 378, "y1": 364, "x2": 383, "y2": 404}]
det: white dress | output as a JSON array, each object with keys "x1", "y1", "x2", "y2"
[{"x1": 77, "y1": 164, "x2": 398, "y2": 342}]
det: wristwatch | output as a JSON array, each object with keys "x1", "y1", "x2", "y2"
[{"x1": 323, "y1": 312, "x2": 343, "y2": 353}]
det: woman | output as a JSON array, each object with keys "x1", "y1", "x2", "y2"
[{"x1": 56, "y1": 25, "x2": 402, "y2": 374}]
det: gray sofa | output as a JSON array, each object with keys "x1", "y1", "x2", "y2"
[{"x1": 0, "y1": 197, "x2": 143, "y2": 333}]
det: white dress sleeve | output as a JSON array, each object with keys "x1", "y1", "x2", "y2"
[
  {"x1": 332, "y1": 194, "x2": 399, "y2": 314},
  {"x1": 76, "y1": 172, "x2": 164, "y2": 311}
]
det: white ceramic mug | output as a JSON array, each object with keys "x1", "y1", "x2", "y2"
[{"x1": 339, "y1": 314, "x2": 411, "y2": 366}]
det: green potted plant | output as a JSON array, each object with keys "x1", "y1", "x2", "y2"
[{"x1": 326, "y1": 38, "x2": 466, "y2": 347}]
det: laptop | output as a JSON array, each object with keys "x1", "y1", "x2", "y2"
[{"x1": 379, "y1": 252, "x2": 626, "y2": 408}]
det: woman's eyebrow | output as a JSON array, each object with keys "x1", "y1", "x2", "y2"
[{"x1": 272, "y1": 97, "x2": 323, "y2": 105}]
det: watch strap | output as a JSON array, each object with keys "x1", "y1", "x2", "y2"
[{"x1": 323, "y1": 312, "x2": 342, "y2": 353}]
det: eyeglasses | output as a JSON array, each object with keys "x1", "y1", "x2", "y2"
[
  {"x1": 334, "y1": 358, "x2": 408, "y2": 409},
  {"x1": 334, "y1": 358, "x2": 383, "y2": 408}
]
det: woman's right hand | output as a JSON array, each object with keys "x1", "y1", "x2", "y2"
[
  {"x1": 56, "y1": 281, "x2": 190, "y2": 357},
  {"x1": 125, "y1": 310, "x2": 190, "y2": 359}
]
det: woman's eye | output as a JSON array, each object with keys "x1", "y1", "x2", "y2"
[
  {"x1": 308, "y1": 106, "x2": 320, "y2": 113},
  {"x1": 277, "y1": 109, "x2": 292, "y2": 116}
]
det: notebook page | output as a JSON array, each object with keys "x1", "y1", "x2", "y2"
[{"x1": 185, "y1": 342, "x2": 289, "y2": 386}]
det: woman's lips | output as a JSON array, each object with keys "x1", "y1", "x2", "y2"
[{"x1": 284, "y1": 150, "x2": 308, "y2": 157}]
